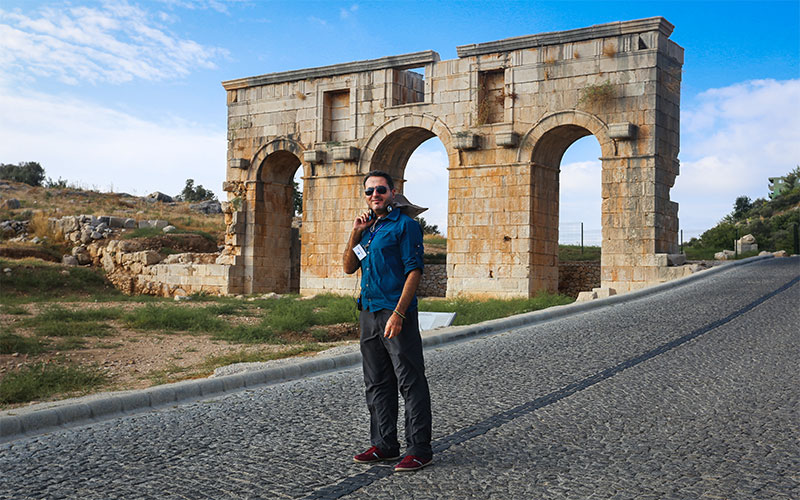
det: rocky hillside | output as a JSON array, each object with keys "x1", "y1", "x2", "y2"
[{"x1": 0, "y1": 179, "x2": 225, "y2": 263}]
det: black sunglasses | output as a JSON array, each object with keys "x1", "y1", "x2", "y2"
[{"x1": 364, "y1": 185, "x2": 389, "y2": 196}]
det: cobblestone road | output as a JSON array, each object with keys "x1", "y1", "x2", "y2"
[{"x1": 1, "y1": 257, "x2": 798, "y2": 499}]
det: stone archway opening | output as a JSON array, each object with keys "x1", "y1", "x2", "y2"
[
  {"x1": 558, "y1": 135, "x2": 603, "y2": 297},
  {"x1": 248, "y1": 150, "x2": 303, "y2": 294},
  {"x1": 529, "y1": 124, "x2": 602, "y2": 294},
  {"x1": 369, "y1": 126, "x2": 450, "y2": 297}
]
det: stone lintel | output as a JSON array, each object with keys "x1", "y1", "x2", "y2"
[
  {"x1": 229, "y1": 158, "x2": 250, "y2": 170},
  {"x1": 496, "y1": 131, "x2": 519, "y2": 148},
  {"x1": 608, "y1": 122, "x2": 636, "y2": 140},
  {"x1": 457, "y1": 17, "x2": 674, "y2": 58},
  {"x1": 303, "y1": 150, "x2": 325, "y2": 164},
  {"x1": 222, "y1": 50, "x2": 440, "y2": 90},
  {"x1": 454, "y1": 132, "x2": 480, "y2": 150},
  {"x1": 332, "y1": 146, "x2": 360, "y2": 161}
]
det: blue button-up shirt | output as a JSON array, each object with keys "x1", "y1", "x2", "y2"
[{"x1": 358, "y1": 208, "x2": 424, "y2": 312}]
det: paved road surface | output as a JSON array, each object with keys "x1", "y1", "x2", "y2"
[{"x1": 1, "y1": 257, "x2": 798, "y2": 499}]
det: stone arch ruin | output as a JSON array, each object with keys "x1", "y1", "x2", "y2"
[{"x1": 217, "y1": 17, "x2": 685, "y2": 298}]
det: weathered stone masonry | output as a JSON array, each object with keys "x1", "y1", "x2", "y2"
[{"x1": 218, "y1": 17, "x2": 686, "y2": 298}]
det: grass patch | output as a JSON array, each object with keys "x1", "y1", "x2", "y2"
[
  {"x1": 51, "y1": 337, "x2": 88, "y2": 350},
  {"x1": 23, "y1": 306, "x2": 123, "y2": 338},
  {"x1": 199, "y1": 345, "x2": 325, "y2": 373},
  {"x1": 0, "y1": 362, "x2": 108, "y2": 406},
  {"x1": 424, "y1": 253, "x2": 446, "y2": 264},
  {"x1": 423, "y1": 235, "x2": 447, "y2": 246},
  {"x1": 144, "y1": 345, "x2": 326, "y2": 385},
  {"x1": 205, "y1": 302, "x2": 247, "y2": 316},
  {"x1": 33, "y1": 321, "x2": 112, "y2": 338},
  {"x1": 120, "y1": 227, "x2": 165, "y2": 239},
  {"x1": 0, "y1": 304, "x2": 29, "y2": 315},
  {"x1": 0, "y1": 258, "x2": 123, "y2": 303},
  {"x1": 121, "y1": 227, "x2": 218, "y2": 244},
  {"x1": 35, "y1": 306, "x2": 124, "y2": 323},
  {"x1": 212, "y1": 324, "x2": 281, "y2": 343},
  {"x1": 122, "y1": 304, "x2": 228, "y2": 333},
  {"x1": 0, "y1": 333, "x2": 48, "y2": 355},
  {"x1": 559, "y1": 244, "x2": 602, "y2": 262},
  {"x1": 210, "y1": 295, "x2": 356, "y2": 343},
  {"x1": 420, "y1": 291, "x2": 574, "y2": 326},
  {"x1": 256, "y1": 294, "x2": 356, "y2": 333},
  {"x1": 683, "y1": 247, "x2": 761, "y2": 260}
]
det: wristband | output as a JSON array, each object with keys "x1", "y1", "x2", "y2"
[{"x1": 393, "y1": 309, "x2": 406, "y2": 320}]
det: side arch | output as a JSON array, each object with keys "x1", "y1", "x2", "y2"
[
  {"x1": 516, "y1": 110, "x2": 615, "y2": 165},
  {"x1": 249, "y1": 137, "x2": 308, "y2": 182},
  {"x1": 358, "y1": 114, "x2": 458, "y2": 176}
]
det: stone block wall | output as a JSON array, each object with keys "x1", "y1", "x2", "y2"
[
  {"x1": 87, "y1": 239, "x2": 230, "y2": 297},
  {"x1": 558, "y1": 261, "x2": 601, "y2": 298},
  {"x1": 418, "y1": 264, "x2": 446, "y2": 297},
  {"x1": 221, "y1": 17, "x2": 683, "y2": 299}
]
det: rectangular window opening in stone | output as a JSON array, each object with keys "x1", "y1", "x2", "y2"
[
  {"x1": 323, "y1": 89, "x2": 350, "y2": 142},
  {"x1": 478, "y1": 69, "x2": 505, "y2": 124},
  {"x1": 390, "y1": 68, "x2": 425, "y2": 106}
]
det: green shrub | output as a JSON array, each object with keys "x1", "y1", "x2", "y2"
[{"x1": 0, "y1": 161, "x2": 45, "y2": 186}]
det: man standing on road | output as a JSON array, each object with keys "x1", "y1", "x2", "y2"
[{"x1": 342, "y1": 170, "x2": 433, "y2": 472}]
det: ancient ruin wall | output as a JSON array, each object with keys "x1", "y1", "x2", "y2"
[{"x1": 219, "y1": 17, "x2": 684, "y2": 298}]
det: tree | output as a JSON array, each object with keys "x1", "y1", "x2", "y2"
[
  {"x1": 415, "y1": 217, "x2": 440, "y2": 235},
  {"x1": 293, "y1": 181, "x2": 302, "y2": 215},
  {"x1": 179, "y1": 178, "x2": 216, "y2": 202},
  {"x1": 783, "y1": 165, "x2": 800, "y2": 191},
  {"x1": 731, "y1": 195, "x2": 753, "y2": 221},
  {"x1": 0, "y1": 161, "x2": 45, "y2": 186}
]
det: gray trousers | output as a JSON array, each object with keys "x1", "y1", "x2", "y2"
[{"x1": 359, "y1": 308, "x2": 432, "y2": 459}]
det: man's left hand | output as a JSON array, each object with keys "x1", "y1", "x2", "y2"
[{"x1": 384, "y1": 313, "x2": 403, "y2": 339}]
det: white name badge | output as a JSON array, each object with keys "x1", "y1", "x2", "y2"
[{"x1": 353, "y1": 244, "x2": 367, "y2": 261}]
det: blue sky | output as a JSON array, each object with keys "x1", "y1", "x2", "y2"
[{"x1": 1, "y1": 0, "x2": 798, "y2": 241}]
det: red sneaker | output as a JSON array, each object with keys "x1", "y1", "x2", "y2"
[
  {"x1": 353, "y1": 446, "x2": 400, "y2": 463},
  {"x1": 393, "y1": 455, "x2": 432, "y2": 472}
]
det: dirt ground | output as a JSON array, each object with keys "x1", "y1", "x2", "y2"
[{"x1": 0, "y1": 302, "x2": 358, "y2": 408}]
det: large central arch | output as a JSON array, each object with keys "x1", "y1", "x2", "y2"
[{"x1": 221, "y1": 17, "x2": 685, "y2": 297}]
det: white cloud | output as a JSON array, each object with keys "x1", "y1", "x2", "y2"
[
  {"x1": 157, "y1": 0, "x2": 232, "y2": 14},
  {"x1": 340, "y1": 4, "x2": 358, "y2": 19},
  {"x1": 404, "y1": 141, "x2": 449, "y2": 234},
  {"x1": 674, "y1": 78, "x2": 800, "y2": 231},
  {"x1": 0, "y1": 1, "x2": 228, "y2": 86},
  {"x1": 0, "y1": 88, "x2": 226, "y2": 198}
]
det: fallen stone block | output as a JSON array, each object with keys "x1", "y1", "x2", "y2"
[
  {"x1": 62, "y1": 255, "x2": 79, "y2": 266},
  {"x1": 146, "y1": 191, "x2": 173, "y2": 203},
  {"x1": 667, "y1": 254, "x2": 686, "y2": 266},
  {"x1": 189, "y1": 200, "x2": 223, "y2": 214}
]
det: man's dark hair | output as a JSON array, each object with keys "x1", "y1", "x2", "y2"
[{"x1": 363, "y1": 170, "x2": 394, "y2": 190}]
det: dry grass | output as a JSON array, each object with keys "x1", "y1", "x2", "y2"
[
  {"x1": 0, "y1": 179, "x2": 224, "y2": 240},
  {"x1": 27, "y1": 211, "x2": 69, "y2": 244}
]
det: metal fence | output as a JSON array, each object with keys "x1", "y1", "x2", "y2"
[
  {"x1": 559, "y1": 222, "x2": 602, "y2": 247},
  {"x1": 559, "y1": 224, "x2": 712, "y2": 251}
]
